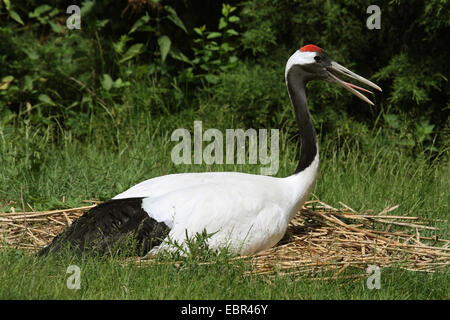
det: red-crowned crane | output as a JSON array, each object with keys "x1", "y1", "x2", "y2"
[{"x1": 40, "y1": 44, "x2": 381, "y2": 257}]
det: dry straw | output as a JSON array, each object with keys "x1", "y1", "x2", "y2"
[{"x1": 1, "y1": 200, "x2": 449, "y2": 278}]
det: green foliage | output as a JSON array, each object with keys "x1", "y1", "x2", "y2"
[
  {"x1": 160, "y1": 229, "x2": 234, "y2": 264},
  {"x1": 383, "y1": 113, "x2": 438, "y2": 154},
  {"x1": 0, "y1": 29, "x2": 99, "y2": 134},
  {"x1": 185, "y1": 4, "x2": 240, "y2": 84},
  {"x1": 28, "y1": 4, "x2": 63, "y2": 33},
  {"x1": 2, "y1": 0, "x2": 24, "y2": 25},
  {"x1": 1, "y1": 1, "x2": 448, "y2": 146},
  {"x1": 239, "y1": 0, "x2": 279, "y2": 55},
  {"x1": 117, "y1": 4, "x2": 189, "y2": 66},
  {"x1": 0, "y1": 0, "x2": 448, "y2": 157},
  {"x1": 196, "y1": 61, "x2": 288, "y2": 128},
  {"x1": 238, "y1": 0, "x2": 449, "y2": 149},
  {"x1": 373, "y1": 53, "x2": 447, "y2": 107}
]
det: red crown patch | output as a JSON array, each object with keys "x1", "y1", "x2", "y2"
[{"x1": 299, "y1": 44, "x2": 322, "y2": 53}]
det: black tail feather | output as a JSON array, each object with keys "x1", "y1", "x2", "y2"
[{"x1": 38, "y1": 198, "x2": 170, "y2": 257}]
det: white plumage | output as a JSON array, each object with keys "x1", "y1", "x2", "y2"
[{"x1": 114, "y1": 153, "x2": 319, "y2": 255}]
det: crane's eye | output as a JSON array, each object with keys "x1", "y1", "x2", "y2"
[{"x1": 314, "y1": 55, "x2": 322, "y2": 63}]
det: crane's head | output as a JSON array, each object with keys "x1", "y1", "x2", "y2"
[{"x1": 286, "y1": 44, "x2": 382, "y2": 105}]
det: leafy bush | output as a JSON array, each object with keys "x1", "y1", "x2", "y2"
[
  {"x1": 238, "y1": 0, "x2": 449, "y2": 152},
  {"x1": 0, "y1": 0, "x2": 448, "y2": 155},
  {"x1": 195, "y1": 61, "x2": 288, "y2": 129}
]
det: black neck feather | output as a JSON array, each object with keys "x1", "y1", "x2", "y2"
[{"x1": 286, "y1": 66, "x2": 318, "y2": 174}]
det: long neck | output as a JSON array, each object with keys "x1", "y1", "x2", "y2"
[{"x1": 286, "y1": 66, "x2": 318, "y2": 174}]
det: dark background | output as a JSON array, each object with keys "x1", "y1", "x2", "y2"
[{"x1": 1, "y1": 0, "x2": 449, "y2": 154}]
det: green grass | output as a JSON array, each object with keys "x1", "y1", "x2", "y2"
[
  {"x1": 0, "y1": 111, "x2": 449, "y2": 299},
  {"x1": 0, "y1": 248, "x2": 448, "y2": 299}
]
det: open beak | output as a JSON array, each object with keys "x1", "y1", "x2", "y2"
[{"x1": 327, "y1": 61, "x2": 382, "y2": 105}]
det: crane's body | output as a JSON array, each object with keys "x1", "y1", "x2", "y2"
[
  {"x1": 40, "y1": 44, "x2": 380, "y2": 257},
  {"x1": 112, "y1": 153, "x2": 318, "y2": 255}
]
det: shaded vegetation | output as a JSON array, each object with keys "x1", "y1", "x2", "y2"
[{"x1": 1, "y1": 0, "x2": 448, "y2": 151}]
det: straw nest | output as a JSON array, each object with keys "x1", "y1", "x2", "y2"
[{"x1": 1, "y1": 199, "x2": 449, "y2": 278}]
